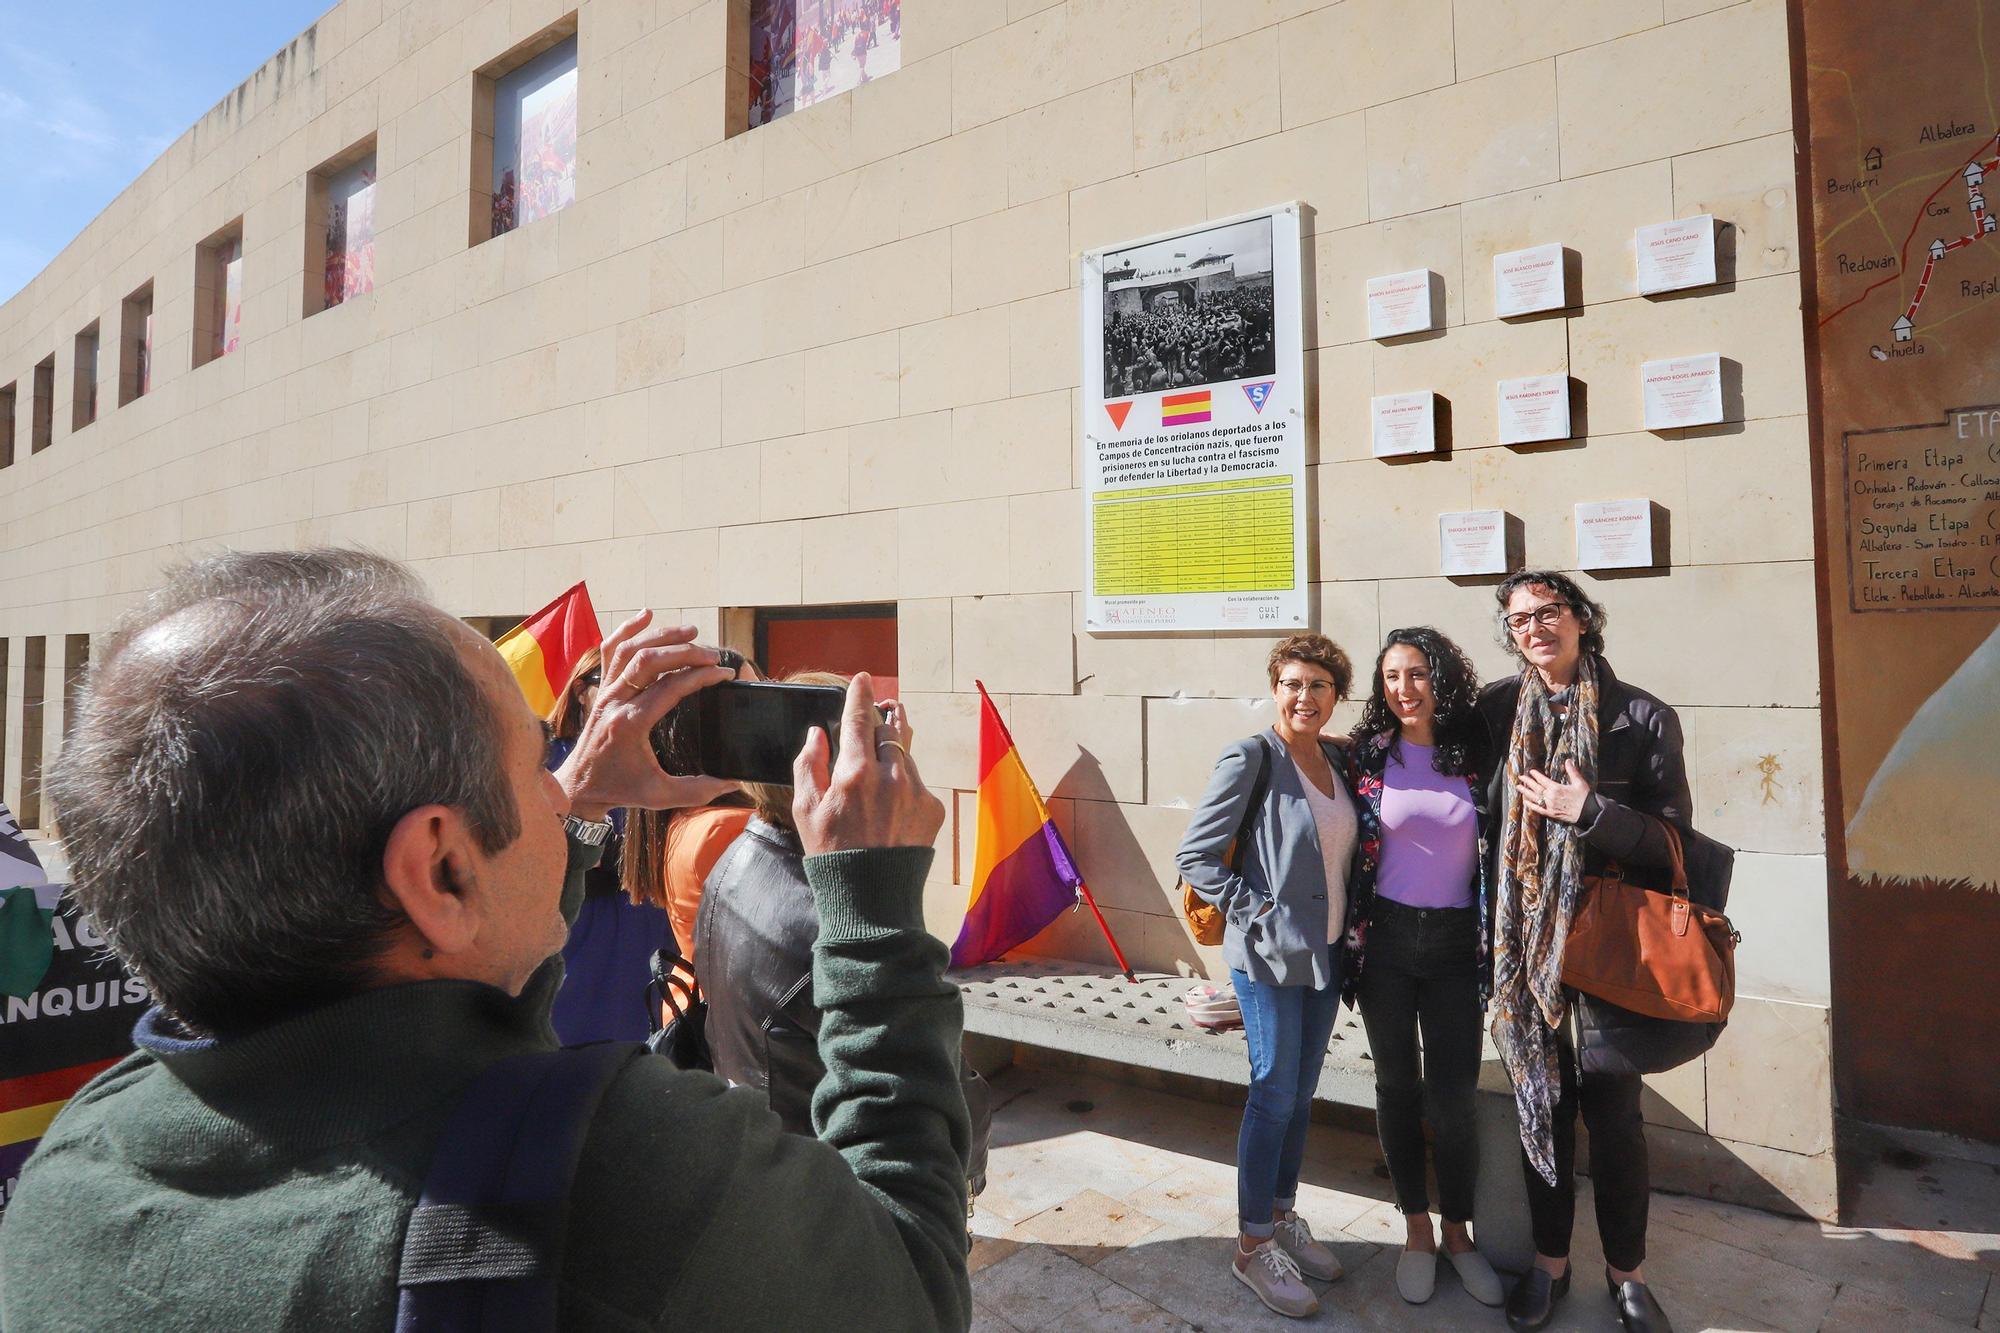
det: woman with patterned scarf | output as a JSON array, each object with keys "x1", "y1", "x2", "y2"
[{"x1": 1475, "y1": 571, "x2": 1691, "y2": 1333}]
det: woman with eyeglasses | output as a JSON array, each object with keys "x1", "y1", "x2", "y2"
[
  {"x1": 1176, "y1": 634, "x2": 1359, "y2": 1320},
  {"x1": 1341, "y1": 628, "x2": 1503, "y2": 1310},
  {"x1": 1478, "y1": 571, "x2": 1690, "y2": 1333}
]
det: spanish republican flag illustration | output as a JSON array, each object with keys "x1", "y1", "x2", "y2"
[
  {"x1": 497, "y1": 582, "x2": 601, "y2": 717},
  {"x1": 1161, "y1": 390, "x2": 1212, "y2": 426},
  {"x1": 951, "y1": 684, "x2": 1133, "y2": 977}
]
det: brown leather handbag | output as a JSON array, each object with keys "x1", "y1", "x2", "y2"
[{"x1": 1562, "y1": 822, "x2": 1741, "y2": 1024}]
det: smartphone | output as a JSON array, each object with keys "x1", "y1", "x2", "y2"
[{"x1": 694, "y1": 680, "x2": 849, "y2": 784}]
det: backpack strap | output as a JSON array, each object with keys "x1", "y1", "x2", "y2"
[
  {"x1": 1228, "y1": 735, "x2": 1276, "y2": 874},
  {"x1": 395, "y1": 1042, "x2": 642, "y2": 1333}
]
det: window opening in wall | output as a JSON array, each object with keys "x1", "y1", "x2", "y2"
[
  {"x1": 72, "y1": 322, "x2": 99, "y2": 431},
  {"x1": 752, "y1": 604, "x2": 898, "y2": 697},
  {"x1": 306, "y1": 140, "x2": 377, "y2": 316},
  {"x1": 19, "y1": 636, "x2": 44, "y2": 831},
  {"x1": 473, "y1": 22, "x2": 579, "y2": 246},
  {"x1": 193, "y1": 220, "x2": 245, "y2": 368},
  {"x1": 746, "y1": 0, "x2": 900, "y2": 132},
  {"x1": 0, "y1": 639, "x2": 8, "y2": 799},
  {"x1": 31, "y1": 356, "x2": 54, "y2": 453},
  {"x1": 463, "y1": 614, "x2": 527, "y2": 643},
  {"x1": 0, "y1": 382, "x2": 14, "y2": 468},
  {"x1": 120, "y1": 283, "x2": 153, "y2": 406},
  {"x1": 62, "y1": 635, "x2": 89, "y2": 742}
]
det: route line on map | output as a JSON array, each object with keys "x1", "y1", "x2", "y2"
[{"x1": 1818, "y1": 131, "x2": 2000, "y2": 330}]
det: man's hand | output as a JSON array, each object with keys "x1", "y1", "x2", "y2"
[
  {"x1": 556, "y1": 611, "x2": 737, "y2": 819},
  {"x1": 792, "y1": 674, "x2": 946, "y2": 856},
  {"x1": 1519, "y1": 758, "x2": 1592, "y2": 825}
]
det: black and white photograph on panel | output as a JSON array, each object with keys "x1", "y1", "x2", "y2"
[{"x1": 1098, "y1": 215, "x2": 1277, "y2": 398}]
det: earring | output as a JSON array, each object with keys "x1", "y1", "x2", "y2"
[{"x1": 421, "y1": 948, "x2": 434, "y2": 960}]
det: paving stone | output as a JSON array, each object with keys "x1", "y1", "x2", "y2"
[
  {"x1": 969, "y1": 1301, "x2": 1020, "y2": 1333},
  {"x1": 970, "y1": 1235, "x2": 1026, "y2": 1275},
  {"x1": 1821, "y1": 1283, "x2": 1977, "y2": 1332},
  {"x1": 1016, "y1": 1189, "x2": 1165, "y2": 1265},
  {"x1": 976, "y1": 1246, "x2": 1121, "y2": 1333},
  {"x1": 1047, "y1": 1280, "x2": 1195, "y2": 1332}
]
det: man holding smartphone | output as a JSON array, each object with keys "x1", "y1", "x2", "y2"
[{"x1": 0, "y1": 549, "x2": 973, "y2": 1332}]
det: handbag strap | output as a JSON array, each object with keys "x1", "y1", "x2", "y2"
[
  {"x1": 1228, "y1": 736, "x2": 1275, "y2": 874},
  {"x1": 646, "y1": 948, "x2": 702, "y2": 1034}
]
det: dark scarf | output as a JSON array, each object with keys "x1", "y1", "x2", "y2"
[{"x1": 1490, "y1": 654, "x2": 1600, "y2": 1186}]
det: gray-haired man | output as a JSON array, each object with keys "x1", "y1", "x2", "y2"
[{"x1": 0, "y1": 549, "x2": 972, "y2": 1331}]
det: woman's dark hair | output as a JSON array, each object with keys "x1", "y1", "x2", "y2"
[
  {"x1": 548, "y1": 645, "x2": 604, "y2": 741},
  {"x1": 1266, "y1": 632, "x2": 1353, "y2": 700},
  {"x1": 1493, "y1": 569, "x2": 1607, "y2": 660},
  {"x1": 1350, "y1": 627, "x2": 1482, "y2": 776}
]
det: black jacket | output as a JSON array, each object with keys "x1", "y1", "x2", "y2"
[
  {"x1": 1476, "y1": 655, "x2": 1692, "y2": 887},
  {"x1": 696, "y1": 818, "x2": 993, "y2": 1181}
]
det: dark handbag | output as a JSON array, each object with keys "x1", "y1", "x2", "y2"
[
  {"x1": 1179, "y1": 737, "x2": 1273, "y2": 945},
  {"x1": 646, "y1": 947, "x2": 712, "y2": 1071}
]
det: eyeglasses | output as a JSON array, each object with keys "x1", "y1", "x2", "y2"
[
  {"x1": 1504, "y1": 603, "x2": 1571, "y2": 634},
  {"x1": 580, "y1": 671, "x2": 602, "y2": 690},
  {"x1": 1277, "y1": 677, "x2": 1334, "y2": 696}
]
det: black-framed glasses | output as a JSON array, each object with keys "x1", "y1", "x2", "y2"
[
  {"x1": 1504, "y1": 603, "x2": 1570, "y2": 634},
  {"x1": 580, "y1": 670, "x2": 602, "y2": 690}
]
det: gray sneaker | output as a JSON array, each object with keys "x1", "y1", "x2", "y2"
[
  {"x1": 1273, "y1": 1212, "x2": 1343, "y2": 1281},
  {"x1": 1234, "y1": 1239, "x2": 1320, "y2": 1318}
]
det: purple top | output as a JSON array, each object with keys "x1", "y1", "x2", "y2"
[{"x1": 1375, "y1": 741, "x2": 1478, "y2": 909}]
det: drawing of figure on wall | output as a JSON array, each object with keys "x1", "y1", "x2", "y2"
[{"x1": 1844, "y1": 625, "x2": 2000, "y2": 890}]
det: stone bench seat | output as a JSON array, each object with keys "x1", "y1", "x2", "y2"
[{"x1": 950, "y1": 959, "x2": 1380, "y2": 1108}]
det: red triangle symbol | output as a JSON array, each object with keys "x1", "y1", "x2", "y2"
[{"x1": 1105, "y1": 400, "x2": 1133, "y2": 430}]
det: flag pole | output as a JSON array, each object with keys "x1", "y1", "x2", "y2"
[
  {"x1": 974, "y1": 682, "x2": 1137, "y2": 983},
  {"x1": 1074, "y1": 878, "x2": 1136, "y2": 983}
]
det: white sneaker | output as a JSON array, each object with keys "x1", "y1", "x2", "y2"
[
  {"x1": 1273, "y1": 1212, "x2": 1343, "y2": 1281},
  {"x1": 1396, "y1": 1246, "x2": 1437, "y2": 1303},
  {"x1": 1233, "y1": 1239, "x2": 1320, "y2": 1318},
  {"x1": 1447, "y1": 1244, "x2": 1504, "y2": 1306}
]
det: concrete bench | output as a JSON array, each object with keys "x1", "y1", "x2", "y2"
[{"x1": 951, "y1": 959, "x2": 1380, "y2": 1108}]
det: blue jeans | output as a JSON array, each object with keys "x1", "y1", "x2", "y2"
[{"x1": 1233, "y1": 946, "x2": 1344, "y2": 1237}]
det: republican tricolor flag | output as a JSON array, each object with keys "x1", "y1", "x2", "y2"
[
  {"x1": 950, "y1": 684, "x2": 1132, "y2": 978},
  {"x1": 497, "y1": 582, "x2": 601, "y2": 717}
]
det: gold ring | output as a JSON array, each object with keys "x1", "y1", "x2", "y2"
[{"x1": 876, "y1": 739, "x2": 909, "y2": 760}]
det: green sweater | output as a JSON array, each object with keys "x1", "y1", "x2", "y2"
[{"x1": 0, "y1": 840, "x2": 971, "y2": 1331}]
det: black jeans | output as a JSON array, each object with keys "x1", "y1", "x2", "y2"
[
  {"x1": 1356, "y1": 898, "x2": 1483, "y2": 1222},
  {"x1": 1522, "y1": 999, "x2": 1650, "y2": 1271}
]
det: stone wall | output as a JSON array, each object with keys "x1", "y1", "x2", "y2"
[{"x1": 0, "y1": 0, "x2": 1834, "y2": 1215}]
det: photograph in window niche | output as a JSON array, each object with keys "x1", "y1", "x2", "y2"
[
  {"x1": 748, "y1": 0, "x2": 901, "y2": 129},
  {"x1": 492, "y1": 38, "x2": 579, "y2": 237}
]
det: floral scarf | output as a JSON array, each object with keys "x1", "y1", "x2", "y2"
[{"x1": 1490, "y1": 654, "x2": 1600, "y2": 1186}]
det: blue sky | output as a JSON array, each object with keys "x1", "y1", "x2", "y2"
[{"x1": 0, "y1": 2, "x2": 334, "y2": 305}]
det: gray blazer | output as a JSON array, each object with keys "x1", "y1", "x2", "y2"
[{"x1": 1175, "y1": 730, "x2": 1353, "y2": 991}]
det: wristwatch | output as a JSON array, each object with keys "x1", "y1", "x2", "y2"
[{"x1": 563, "y1": 813, "x2": 615, "y2": 846}]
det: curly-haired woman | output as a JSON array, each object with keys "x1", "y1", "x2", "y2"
[
  {"x1": 1176, "y1": 633, "x2": 1358, "y2": 1320},
  {"x1": 1328, "y1": 628, "x2": 1504, "y2": 1304},
  {"x1": 1342, "y1": 628, "x2": 1503, "y2": 1309}
]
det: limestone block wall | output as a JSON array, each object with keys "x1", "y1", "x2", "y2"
[{"x1": 0, "y1": 0, "x2": 1834, "y2": 1214}]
